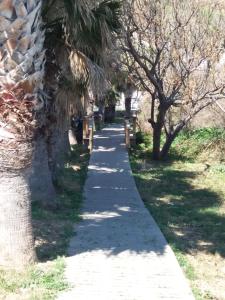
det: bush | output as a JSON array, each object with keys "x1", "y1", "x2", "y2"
[{"x1": 134, "y1": 128, "x2": 225, "y2": 162}]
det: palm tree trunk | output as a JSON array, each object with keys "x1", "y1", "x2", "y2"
[
  {"x1": 30, "y1": 136, "x2": 56, "y2": 208},
  {"x1": 0, "y1": 0, "x2": 46, "y2": 268},
  {"x1": 0, "y1": 141, "x2": 36, "y2": 268},
  {"x1": 48, "y1": 129, "x2": 71, "y2": 181}
]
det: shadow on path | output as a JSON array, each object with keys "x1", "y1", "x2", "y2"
[{"x1": 58, "y1": 124, "x2": 194, "y2": 300}]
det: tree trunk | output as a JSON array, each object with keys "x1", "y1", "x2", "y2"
[
  {"x1": 152, "y1": 125, "x2": 162, "y2": 160},
  {"x1": 0, "y1": 0, "x2": 46, "y2": 268},
  {"x1": 63, "y1": 130, "x2": 71, "y2": 155},
  {"x1": 48, "y1": 129, "x2": 70, "y2": 181},
  {"x1": 160, "y1": 134, "x2": 176, "y2": 160},
  {"x1": 0, "y1": 142, "x2": 36, "y2": 268},
  {"x1": 152, "y1": 106, "x2": 167, "y2": 160},
  {"x1": 125, "y1": 97, "x2": 132, "y2": 119},
  {"x1": 160, "y1": 124, "x2": 185, "y2": 160},
  {"x1": 29, "y1": 136, "x2": 56, "y2": 208}
]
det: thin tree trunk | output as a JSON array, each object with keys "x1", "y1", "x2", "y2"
[
  {"x1": 151, "y1": 95, "x2": 156, "y2": 122},
  {"x1": 160, "y1": 134, "x2": 176, "y2": 160},
  {"x1": 160, "y1": 124, "x2": 184, "y2": 160},
  {"x1": 125, "y1": 97, "x2": 132, "y2": 119},
  {"x1": 152, "y1": 106, "x2": 166, "y2": 160},
  {"x1": 152, "y1": 125, "x2": 162, "y2": 160},
  {"x1": 63, "y1": 130, "x2": 71, "y2": 155}
]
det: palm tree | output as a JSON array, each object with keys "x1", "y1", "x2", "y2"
[
  {"x1": 43, "y1": 0, "x2": 121, "y2": 178},
  {"x1": 0, "y1": 0, "x2": 46, "y2": 268}
]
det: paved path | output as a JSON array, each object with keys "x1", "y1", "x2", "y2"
[{"x1": 58, "y1": 124, "x2": 194, "y2": 300}]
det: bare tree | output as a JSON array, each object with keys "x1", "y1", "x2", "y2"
[{"x1": 119, "y1": 0, "x2": 225, "y2": 160}]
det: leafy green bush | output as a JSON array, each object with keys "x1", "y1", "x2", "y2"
[
  {"x1": 136, "y1": 131, "x2": 151, "y2": 146},
  {"x1": 134, "y1": 128, "x2": 225, "y2": 162}
]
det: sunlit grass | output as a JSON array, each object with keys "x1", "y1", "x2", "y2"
[{"x1": 0, "y1": 258, "x2": 69, "y2": 300}]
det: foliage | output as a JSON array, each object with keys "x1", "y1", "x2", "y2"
[
  {"x1": 43, "y1": 0, "x2": 122, "y2": 131},
  {"x1": 172, "y1": 128, "x2": 225, "y2": 161},
  {"x1": 104, "y1": 87, "x2": 121, "y2": 107},
  {"x1": 120, "y1": 0, "x2": 225, "y2": 160},
  {"x1": 135, "y1": 127, "x2": 225, "y2": 162},
  {"x1": 65, "y1": 0, "x2": 122, "y2": 63},
  {"x1": 43, "y1": 0, "x2": 121, "y2": 83}
]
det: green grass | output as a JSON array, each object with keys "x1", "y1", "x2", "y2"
[
  {"x1": 130, "y1": 128, "x2": 225, "y2": 300},
  {"x1": 33, "y1": 144, "x2": 89, "y2": 261},
  {"x1": 0, "y1": 258, "x2": 69, "y2": 300},
  {"x1": 0, "y1": 144, "x2": 89, "y2": 300},
  {"x1": 135, "y1": 127, "x2": 225, "y2": 163}
]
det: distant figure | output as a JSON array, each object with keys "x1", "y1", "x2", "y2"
[
  {"x1": 94, "y1": 112, "x2": 103, "y2": 130},
  {"x1": 71, "y1": 116, "x2": 83, "y2": 144}
]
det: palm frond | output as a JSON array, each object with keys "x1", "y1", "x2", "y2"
[
  {"x1": 69, "y1": 50, "x2": 110, "y2": 96},
  {"x1": 43, "y1": 0, "x2": 121, "y2": 124},
  {"x1": 65, "y1": 0, "x2": 122, "y2": 63}
]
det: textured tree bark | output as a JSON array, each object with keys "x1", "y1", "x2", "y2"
[
  {"x1": 29, "y1": 136, "x2": 56, "y2": 207},
  {"x1": 0, "y1": 141, "x2": 36, "y2": 268},
  {"x1": 152, "y1": 107, "x2": 166, "y2": 160},
  {"x1": 62, "y1": 131, "x2": 71, "y2": 156},
  {"x1": 160, "y1": 135, "x2": 175, "y2": 160},
  {"x1": 152, "y1": 126, "x2": 162, "y2": 160},
  {"x1": 0, "y1": 171, "x2": 36, "y2": 268},
  {"x1": 48, "y1": 129, "x2": 71, "y2": 181},
  {"x1": 0, "y1": 0, "x2": 46, "y2": 268},
  {"x1": 160, "y1": 124, "x2": 184, "y2": 160}
]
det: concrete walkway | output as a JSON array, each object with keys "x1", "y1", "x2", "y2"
[{"x1": 58, "y1": 124, "x2": 194, "y2": 300}]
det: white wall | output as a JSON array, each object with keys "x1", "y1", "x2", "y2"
[{"x1": 116, "y1": 91, "x2": 143, "y2": 111}]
